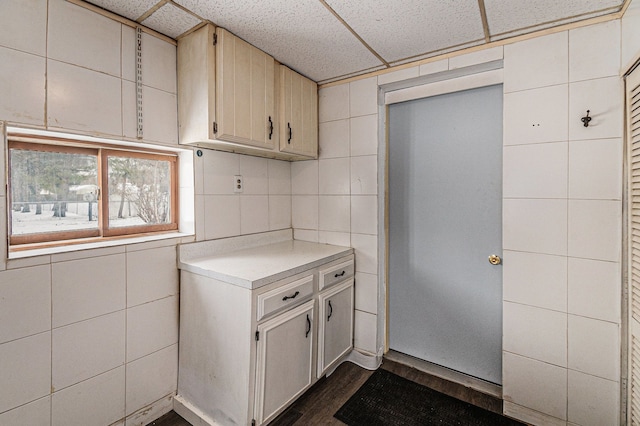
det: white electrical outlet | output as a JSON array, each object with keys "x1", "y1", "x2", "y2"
[{"x1": 234, "y1": 175, "x2": 243, "y2": 193}]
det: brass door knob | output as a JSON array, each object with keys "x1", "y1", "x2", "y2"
[{"x1": 488, "y1": 255, "x2": 501, "y2": 265}]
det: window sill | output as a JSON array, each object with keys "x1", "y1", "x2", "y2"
[{"x1": 8, "y1": 232, "x2": 195, "y2": 259}]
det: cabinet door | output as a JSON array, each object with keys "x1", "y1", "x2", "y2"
[
  {"x1": 254, "y1": 300, "x2": 314, "y2": 425},
  {"x1": 216, "y1": 28, "x2": 275, "y2": 149},
  {"x1": 318, "y1": 279, "x2": 354, "y2": 377},
  {"x1": 279, "y1": 66, "x2": 318, "y2": 158}
]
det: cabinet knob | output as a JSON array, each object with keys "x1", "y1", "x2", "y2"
[
  {"x1": 287, "y1": 122, "x2": 292, "y2": 144},
  {"x1": 305, "y1": 314, "x2": 311, "y2": 338},
  {"x1": 282, "y1": 291, "x2": 299, "y2": 301},
  {"x1": 328, "y1": 300, "x2": 333, "y2": 322},
  {"x1": 268, "y1": 116, "x2": 273, "y2": 140}
]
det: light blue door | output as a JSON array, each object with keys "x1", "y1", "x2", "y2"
[{"x1": 388, "y1": 84, "x2": 503, "y2": 384}]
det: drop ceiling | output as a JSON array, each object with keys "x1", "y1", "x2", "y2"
[{"x1": 81, "y1": 0, "x2": 626, "y2": 84}]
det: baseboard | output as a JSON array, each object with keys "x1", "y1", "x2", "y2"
[
  {"x1": 173, "y1": 394, "x2": 221, "y2": 426},
  {"x1": 331, "y1": 348, "x2": 382, "y2": 374}
]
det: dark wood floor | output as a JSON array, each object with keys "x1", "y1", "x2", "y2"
[{"x1": 149, "y1": 358, "x2": 506, "y2": 426}]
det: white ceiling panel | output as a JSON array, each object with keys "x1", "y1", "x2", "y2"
[
  {"x1": 174, "y1": 0, "x2": 384, "y2": 82},
  {"x1": 86, "y1": 0, "x2": 159, "y2": 21},
  {"x1": 142, "y1": 3, "x2": 202, "y2": 39},
  {"x1": 485, "y1": 0, "x2": 624, "y2": 37},
  {"x1": 325, "y1": 0, "x2": 485, "y2": 64}
]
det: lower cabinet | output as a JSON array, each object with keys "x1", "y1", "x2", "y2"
[
  {"x1": 254, "y1": 300, "x2": 315, "y2": 425},
  {"x1": 177, "y1": 254, "x2": 354, "y2": 426}
]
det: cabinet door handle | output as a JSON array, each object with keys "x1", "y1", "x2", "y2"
[
  {"x1": 305, "y1": 314, "x2": 311, "y2": 338},
  {"x1": 282, "y1": 291, "x2": 299, "y2": 301},
  {"x1": 287, "y1": 122, "x2": 292, "y2": 144},
  {"x1": 328, "y1": 300, "x2": 333, "y2": 322},
  {"x1": 268, "y1": 116, "x2": 273, "y2": 140},
  {"x1": 334, "y1": 271, "x2": 346, "y2": 278}
]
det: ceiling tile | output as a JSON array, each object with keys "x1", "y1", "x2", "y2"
[
  {"x1": 85, "y1": 0, "x2": 159, "y2": 21},
  {"x1": 325, "y1": 0, "x2": 485, "y2": 64},
  {"x1": 174, "y1": 0, "x2": 383, "y2": 82},
  {"x1": 141, "y1": 3, "x2": 201, "y2": 39},
  {"x1": 485, "y1": 0, "x2": 624, "y2": 38}
]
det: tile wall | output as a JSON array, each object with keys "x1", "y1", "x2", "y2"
[{"x1": 0, "y1": 1, "x2": 292, "y2": 425}]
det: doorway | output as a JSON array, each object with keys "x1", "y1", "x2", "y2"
[{"x1": 387, "y1": 83, "x2": 503, "y2": 385}]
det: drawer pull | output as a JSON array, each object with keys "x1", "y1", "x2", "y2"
[
  {"x1": 334, "y1": 271, "x2": 346, "y2": 278},
  {"x1": 328, "y1": 300, "x2": 333, "y2": 322},
  {"x1": 305, "y1": 314, "x2": 311, "y2": 338},
  {"x1": 282, "y1": 291, "x2": 300, "y2": 301}
]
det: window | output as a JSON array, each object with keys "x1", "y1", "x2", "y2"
[{"x1": 8, "y1": 135, "x2": 178, "y2": 249}]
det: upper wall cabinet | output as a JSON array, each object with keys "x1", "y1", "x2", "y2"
[
  {"x1": 279, "y1": 66, "x2": 318, "y2": 158},
  {"x1": 177, "y1": 24, "x2": 318, "y2": 161}
]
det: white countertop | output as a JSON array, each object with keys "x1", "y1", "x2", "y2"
[{"x1": 179, "y1": 237, "x2": 353, "y2": 289}]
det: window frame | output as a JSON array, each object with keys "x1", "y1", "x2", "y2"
[{"x1": 7, "y1": 135, "x2": 179, "y2": 250}]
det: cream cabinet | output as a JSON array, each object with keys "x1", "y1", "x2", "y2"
[
  {"x1": 178, "y1": 24, "x2": 318, "y2": 160},
  {"x1": 279, "y1": 65, "x2": 318, "y2": 158},
  {"x1": 176, "y1": 240, "x2": 354, "y2": 426}
]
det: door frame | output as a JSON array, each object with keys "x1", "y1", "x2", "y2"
[{"x1": 376, "y1": 61, "x2": 504, "y2": 393}]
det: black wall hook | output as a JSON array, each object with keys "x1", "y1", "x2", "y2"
[{"x1": 581, "y1": 110, "x2": 592, "y2": 127}]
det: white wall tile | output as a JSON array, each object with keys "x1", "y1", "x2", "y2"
[
  {"x1": 122, "y1": 25, "x2": 136, "y2": 82},
  {"x1": 0, "y1": 396, "x2": 50, "y2": 426},
  {"x1": 51, "y1": 246, "x2": 124, "y2": 263},
  {"x1": 419, "y1": 59, "x2": 448, "y2": 76},
  {"x1": 354, "y1": 310, "x2": 377, "y2": 353},
  {"x1": 52, "y1": 254, "x2": 126, "y2": 327},
  {"x1": 239, "y1": 155, "x2": 269, "y2": 195},
  {"x1": 350, "y1": 115, "x2": 379, "y2": 157},
  {"x1": 503, "y1": 302, "x2": 567, "y2": 366},
  {"x1": 378, "y1": 66, "x2": 419, "y2": 85},
  {"x1": 503, "y1": 142, "x2": 568, "y2": 198},
  {"x1": 504, "y1": 32, "x2": 568, "y2": 93},
  {"x1": 267, "y1": 160, "x2": 291, "y2": 195},
  {"x1": 52, "y1": 367, "x2": 125, "y2": 426},
  {"x1": 142, "y1": 86, "x2": 178, "y2": 144},
  {"x1": 0, "y1": 47, "x2": 45, "y2": 125},
  {"x1": 503, "y1": 251, "x2": 567, "y2": 312},
  {"x1": 125, "y1": 344, "x2": 178, "y2": 416},
  {"x1": 503, "y1": 352, "x2": 567, "y2": 420},
  {"x1": 351, "y1": 233, "x2": 378, "y2": 274},
  {"x1": 622, "y1": 0, "x2": 640, "y2": 69},
  {"x1": 319, "y1": 84, "x2": 349, "y2": 123},
  {"x1": 568, "y1": 258, "x2": 620, "y2": 323},
  {"x1": 0, "y1": 125, "x2": 4, "y2": 197},
  {"x1": 194, "y1": 194, "x2": 206, "y2": 241},
  {"x1": 569, "y1": 20, "x2": 620, "y2": 83},
  {"x1": 0, "y1": 332, "x2": 51, "y2": 413},
  {"x1": 127, "y1": 296, "x2": 178, "y2": 362},
  {"x1": 319, "y1": 119, "x2": 350, "y2": 159},
  {"x1": 569, "y1": 138, "x2": 623, "y2": 200},
  {"x1": 355, "y1": 272, "x2": 377, "y2": 314},
  {"x1": 503, "y1": 199, "x2": 567, "y2": 256},
  {"x1": 269, "y1": 195, "x2": 291, "y2": 231},
  {"x1": 319, "y1": 158, "x2": 351, "y2": 194},
  {"x1": 202, "y1": 150, "x2": 240, "y2": 195},
  {"x1": 141, "y1": 33, "x2": 177, "y2": 93},
  {"x1": 503, "y1": 84, "x2": 568, "y2": 145},
  {"x1": 0, "y1": 265, "x2": 51, "y2": 344},
  {"x1": 350, "y1": 195, "x2": 377, "y2": 235},
  {"x1": 0, "y1": 0, "x2": 47, "y2": 56},
  {"x1": 449, "y1": 46, "x2": 503, "y2": 70},
  {"x1": 291, "y1": 195, "x2": 319, "y2": 230},
  {"x1": 568, "y1": 315, "x2": 619, "y2": 380},
  {"x1": 125, "y1": 395, "x2": 173, "y2": 426},
  {"x1": 203, "y1": 195, "x2": 241, "y2": 239},
  {"x1": 567, "y1": 370, "x2": 619, "y2": 426},
  {"x1": 6, "y1": 254, "x2": 51, "y2": 270},
  {"x1": 47, "y1": 60, "x2": 122, "y2": 136},
  {"x1": 48, "y1": 0, "x2": 121, "y2": 77},
  {"x1": 126, "y1": 246, "x2": 178, "y2": 308},
  {"x1": 318, "y1": 196, "x2": 350, "y2": 233},
  {"x1": 240, "y1": 195, "x2": 269, "y2": 235},
  {"x1": 350, "y1": 155, "x2": 378, "y2": 195},
  {"x1": 318, "y1": 231, "x2": 351, "y2": 247},
  {"x1": 291, "y1": 161, "x2": 318, "y2": 195},
  {"x1": 503, "y1": 401, "x2": 566, "y2": 426},
  {"x1": 350, "y1": 76, "x2": 378, "y2": 117},
  {"x1": 569, "y1": 77, "x2": 623, "y2": 141},
  {"x1": 52, "y1": 311, "x2": 125, "y2": 390},
  {"x1": 293, "y1": 229, "x2": 319, "y2": 243},
  {"x1": 122, "y1": 80, "x2": 137, "y2": 139},
  {"x1": 568, "y1": 200, "x2": 621, "y2": 262}
]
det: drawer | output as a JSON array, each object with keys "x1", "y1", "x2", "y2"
[
  {"x1": 257, "y1": 275, "x2": 314, "y2": 321},
  {"x1": 319, "y1": 259, "x2": 354, "y2": 291}
]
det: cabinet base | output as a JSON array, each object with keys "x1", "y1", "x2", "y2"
[{"x1": 326, "y1": 349, "x2": 382, "y2": 377}]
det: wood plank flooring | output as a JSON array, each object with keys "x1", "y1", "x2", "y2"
[{"x1": 148, "y1": 358, "x2": 506, "y2": 426}]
